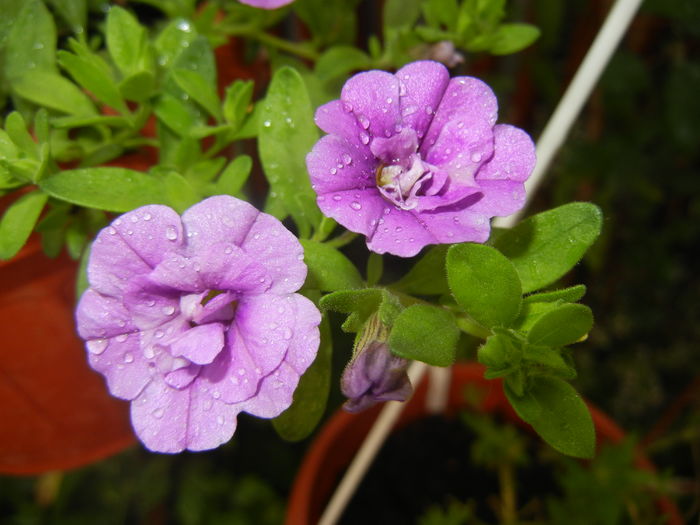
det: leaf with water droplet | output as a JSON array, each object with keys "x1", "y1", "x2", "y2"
[{"x1": 259, "y1": 67, "x2": 320, "y2": 238}]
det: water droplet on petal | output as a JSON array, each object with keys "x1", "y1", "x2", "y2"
[
  {"x1": 395, "y1": 226, "x2": 403, "y2": 233},
  {"x1": 213, "y1": 391, "x2": 221, "y2": 399},
  {"x1": 350, "y1": 201, "x2": 362, "y2": 210},
  {"x1": 202, "y1": 399, "x2": 213, "y2": 411},
  {"x1": 144, "y1": 346, "x2": 156, "y2": 359},
  {"x1": 116, "y1": 334, "x2": 128, "y2": 343},
  {"x1": 332, "y1": 195, "x2": 342, "y2": 201},
  {"x1": 143, "y1": 213, "x2": 152, "y2": 221},
  {"x1": 217, "y1": 416, "x2": 225, "y2": 425},
  {"x1": 283, "y1": 328, "x2": 292, "y2": 340},
  {"x1": 162, "y1": 305, "x2": 176, "y2": 316},
  {"x1": 152, "y1": 408, "x2": 165, "y2": 419},
  {"x1": 342, "y1": 153, "x2": 352, "y2": 165},
  {"x1": 330, "y1": 167, "x2": 337, "y2": 175},
  {"x1": 357, "y1": 114, "x2": 370, "y2": 129},
  {"x1": 123, "y1": 353, "x2": 134, "y2": 363},
  {"x1": 165, "y1": 227, "x2": 178, "y2": 241},
  {"x1": 87, "y1": 339, "x2": 108, "y2": 355},
  {"x1": 359, "y1": 132, "x2": 370, "y2": 145},
  {"x1": 471, "y1": 152, "x2": 482, "y2": 163},
  {"x1": 425, "y1": 106, "x2": 433, "y2": 115}
]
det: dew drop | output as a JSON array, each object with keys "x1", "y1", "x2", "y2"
[
  {"x1": 471, "y1": 152, "x2": 482, "y2": 163},
  {"x1": 330, "y1": 167, "x2": 337, "y2": 175},
  {"x1": 224, "y1": 246, "x2": 233, "y2": 255},
  {"x1": 165, "y1": 227, "x2": 178, "y2": 241},
  {"x1": 107, "y1": 227, "x2": 117, "y2": 235},
  {"x1": 283, "y1": 328, "x2": 292, "y2": 340},
  {"x1": 162, "y1": 305, "x2": 176, "y2": 316},
  {"x1": 212, "y1": 391, "x2": 221, "y2": 399},
  {"x1": 386, "y1": 97, "x2": 393, "y2": 104},
  {"x1": 116, "y1": 334, "x2": 128, "y2": 343},
  {"x1": 343, "y1": 102, "x2": 353, "y2": 112},
  {"x1": 359, "y1": 132, "x2": 370, "y2": 145},
  {"x1": 358, "y1": 114, "x2": 370, "y2": 129},
  {"x1": 425, "y1": 106, "x2": 433, "y2": 115},
  {"x1": 123, "y1": 353, "x2": 134, "y2": 363},
  {"x1": 350, "y1": 201, "x2": 362, "y2": 211},
  {"x1": 130, "y1": 215, "x2": 139, "y2": 223},
  {"x1": 155, "y1": 330, "x2": 164, "y2": 339},
  {"x1": 342, "y1": 153, "x2": 352, "y2": 165},
  {"x1": 143, "y1": 212, "x2": 152, "y2": 221},
  {"x1": 202, "y1": 399, "x2": 213, "y2": 411},
  {"x1": 332, "y1": 195, "x2": 342, "y2": 201},
  {"x1": 152, "y1": 408, "x2": 165, "y2": 419},
  {"x1": 395, "y1": 226, "x2": 403, "y2": 233},
  {"x1": 217, "y1": 416, "x2": 225, "y2": 425},
  {"x1": 87, "y1": 339, "x2": 108, "y2": 355},
  {"x1": 263, "y1": 120, "x2": 271, "y2": 127}
]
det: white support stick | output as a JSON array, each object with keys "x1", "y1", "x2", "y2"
[
  {"x1": 318, "y1": 361, "x2": 428, "y2": 525},
  {"x1": 318, "y1": 2, "x2": 644, "y2": 523},
  {"x1": 494, "y1": 0, "x2": 644, "y2": 229}
]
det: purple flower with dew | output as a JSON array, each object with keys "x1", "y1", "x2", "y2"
[
  {"x1": 238, "y1": 0, "x2": 294, "y2": 8},
  {"x1": 340, "y1": 314, "x2": 412, "y2": 413},
  {"x1": 75, "y1": 196, "x2": 321, "y2": 453},
  {"x1": 306, "y1": 60, "x2": 536, "y2": 257}
]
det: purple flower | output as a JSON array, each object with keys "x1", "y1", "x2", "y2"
[
  {"x1": 340, "y1": 314, "x2": 412, "y2": 412},
  {"x1": 306, "y1": 60, "x2": 536, "y2": 257},
  {"x1": 238, "y1": 0, "x2": 294, "y2": 8},
  {"x1": 75, "y1": 196, "x2": 321, "y2": 453}
]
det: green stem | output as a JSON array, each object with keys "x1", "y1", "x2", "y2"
[
  {"x1": 325, "y1": 231, "x2": 358, "y2": 248},
  {"x1": 222, "y1": 24, "x2": 320, "y2": 61},
  {"x1": 498, "y1": 462, "x2": 518, "y2": 525}
]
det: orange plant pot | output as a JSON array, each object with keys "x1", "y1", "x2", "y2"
[{"x1": 285, "y1": 364, "x2": 683, "y2": 525}]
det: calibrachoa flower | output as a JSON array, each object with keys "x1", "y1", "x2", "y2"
[
  {"x1": 239, "y1": 0, "x2": 294, "y2": 8},
  {"x1": 75, "y1": 196, "x2": 321, "y2": 453},
  {"x1": 306, "y1": 60, "x2": 536, "y2": 257}
]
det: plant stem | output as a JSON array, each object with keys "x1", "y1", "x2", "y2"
[
  {"x1": 498, "y1": 462, "x2": 518, "y2": 525},
  {"x1": 325, "y1": 231, "x2": 357, "y2": 248},
  {"x1": 221, "y1": 24, "x2": 320, "y2": 61}
]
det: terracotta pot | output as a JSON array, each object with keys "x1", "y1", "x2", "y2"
[{"x1": 285, "y1": 363, "x2": 683, "y2": 525}]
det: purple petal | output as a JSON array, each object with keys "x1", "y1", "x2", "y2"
[
  {"x1": 86, "y1": 206, "x2": 185, "y2": 297},
  {"x1": 341, "y1": 70, "x2": 401, "y2": 140},
  {"x1": 284, "y1": 294, "x2": 322, "y2": 375},
  {"x1": 366, "y1": 207, "x2": 434, "y2": 257},
  {"x1": 307, "y1": 135, "x2": 376, "y2": 195},
  {"x1": 181, "y1": 195, "x2": 259, "y2": 251},
  {"x1": 88, "y1": 332, "x2": 152, "y2": 400},
  {"x1": 165, "y1": 363, "x2": 201, "y2": 389},
  {"x1": 418, "y1": 207, "x2": 491, "y2": 244},
  {"x1": 420, "y1": 77, "x2": 498, "y2": 161},
  {"x1": 314, "y1": 100, "x2": 372, "y2": 154},
  {"x1": 130, "y1": 377, "x2": 188, "y2": 453},
  {"x1": 76, "y1": 289, "x2": 138, "y2": 340},
  {"x1": 238, "y1": 361, "x2": 299, "y2": 418},
  {"x1": 240, "y1": 212, "x2": 308, "y2": 294},
  {"x1": 238, "y1": 0, "x2": 293, "y2": 8},
  {"x1": 316, "y1": 188, "x2": 386, "y2": 237},
  {"x1": 185, "y1": 386, "x2": 240, "y2": 452},
  {"x1": 170, "y1": 323, "x2": 225, "y2": 365},
  {"x1": 369, "y1": 127, "x2": 419, "y2": 165},
  {"x1": 395, "y1": 61, "x2": 450, "y2": 138},
  {"x1": 476, "y1": 124, "x2": 536, "y2": 183},
  {"x1": 469, "y1": 180, "x2": 527, "y2": 216},
  {"x1": 122, "y1": 277, "x2": 180, "y2": 330}
]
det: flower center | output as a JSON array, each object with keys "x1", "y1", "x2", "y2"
[{"x1": 376, "y1": 154, "x2": 433, "y2": 210}]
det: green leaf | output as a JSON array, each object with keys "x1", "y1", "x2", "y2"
[
  {"x1": 154, "y1": 18, "x2": 198, "y2": 70},
  {"x1": 366, "y1": 252, "x2": 383, "y2": 287},
  {"x1": 172, "y1": 68, "x2": 222, "y2": 121},
  {"x1": 388, "y1": 304, "x2": 459, "y2": 366},
  {"x1": 258, "y1": 67, "x2": 320, "y2": 238},
  {"x1": 119, "y1": 70, "x2": 156, "y2": 103},
  {"x1": 0, "y1": 191, "x2": 48, "y2": 259},
  {"x1": 300, "y1": 239, "x2": 364, "y2": 291},
  {"x1": 524, "y1": 284, "x2": 586, "y2": 304},
  {"x1": 505, "y1": 376, "x2": 595, "y2": 458},
  {"x1": 46, "y1": 0, "x2": 87, "y2": 35},
  {"x1": 162, "y1": 171, "x2": 199, "y2": 213},
  {"x1": 527, "y1": 304, "x2": 593, "y2": 347},
  {"x1": 383, "y1": 0, "x2": 422, "y2": 31},
  {"x1": 320, "y1": 288, "x2": 400, "y2": 332},
  {"x1": 154, "y1": 93, "x2": 196, "y2": 136},
  {"x1": 314, "y1": 46, "x2": 371, "y2": 83},
  {"x1": 222, "y1": 80, "x2": 254, "y2": 130},
  {"x1": 488, "y1": 23, "x2": 540, "y2": 55},
  {"x1": 40, "y1": 167, "x2": 166, "y2": 212},
  {"x1": 58, "y1": 51, "x2": 126, "y2": 113},
  {"x1": 392, "y1": 245, "x2": 449, "y2": 296},
  {"x1": 75, "y1": 241, "x2": 91, "y2": 299},
  {"x1": 273, "y1": 314, "x2": 331, "y2": 441},
  {"x1": 512, "y1": 301, "x2": 561, "y2": 332},
  {"x1": 522, "y1": 345, "x2": 575, "y2": 379},
  {"x1": 447, "y1": 243, "x2": 522, "y2": 329},
  {"x1": 106, "y1": 6, "x2": 149, "y2": 78},
  {"x1": 478, "y1": 332, "x2": 521, "y2": 371},
  {"x1": 215, "y1": 155, "x2": 252, "y2": 196},
  {"x1": 13, "y1": 71, "x2": 97, "y2": 116},
  {"x1": 493, "y1": 203, "x2": 603, "y2": 293},
  {"x1": 4, "y1": 0, "x2": 56, "y2": 82},
  {"x1": 4, "y1": 112, "x2": 38, "y2": 160}
]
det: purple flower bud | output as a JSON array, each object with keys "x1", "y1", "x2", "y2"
[{"x1": 340, "y1": 315, "x2": 412, "y2": 413}]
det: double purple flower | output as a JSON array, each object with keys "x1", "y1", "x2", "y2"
[
  {"x1": 76, "y1": 196, "x2": 320, "y2": 453},
  {"x1": 307, "y1": 60, "x2": 536, "y2": 257}
]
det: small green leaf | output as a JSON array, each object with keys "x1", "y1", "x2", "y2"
[
  {"x1": 505, "y1": 376, "x2": 595, "y2": 458},
  {"x1": 222, "y1": 80, "x2": 254, "y2": 130},
  {"x1": 13, "y1": 71, "x2": 97, "y2": 116},
  {"x1": 40, "y1": 167, "x2": 166, "y2": 212},
  {"x1": 493, "y1": 203, "x2": 603, "y2": 293},
  {"x1": 315, "y1": 46, "x2": 371, "y2": 83},
  {"x1": 524, "y1": 285, "x2": 586, "y2": 304},
  {"x1": 172, "y1": 68, "x2": 222, "y2": 121},
  {"x1": 522, "y1": 345, "x2": 575, "y2": 378},
  {"x1": 46, "y1": 0, "x2": 87, "y2": 34},
  {"x1": 392, "y1": 245, "x2": 449, "y2": 296},
  {"x1": 4, "y1": 0, "x2": 56, "y2": 82},
  {"x1": 0, "y1": 191, "x2": 48, "y2": 259},
  {"x1": 154, "y1": 93, "x2": 196, "y2": 136},
  {"x1": 75, "y1": 242, "x2": 91, "y2": 299},
  {"x1": 388, "y1": 304, "x2": 459, "y2": 366},
  {"x1": 488, "y1": 23, "x2": 540, "y2": 55},
  {"x1": 215, "y1": 155, "x2": 252, "y2": 196},
  {"x1": 273, "y1": 314, "x2": 331, "y2": 441},
  {"x1": 447, "y1": 243, "x2": 522, "y2": 328},
  {"x1": 512, "y1": 301, "x2": 561, "y2": 332},
  {"x1": 300, "y1": 239, "x2": 364, "y2": 291},
  {"x1": 259, "y1": 66, "x2": 320, "y2": 238},
  {"x1": 4, "y1": 112, "x2": 38, "y2": 160},
  {"x1": 527, "y1": 304, "x2": 593, "y2": 347},
  {"x1": 106, "y1": 6, "x2": 148, "y2": 78},
  {"x1": 58, "y1": 50, "x2": 127, "y2": 113},
  {"x1": 162, "y1": 171, "x2": 199, "y2": 213},
  {"x1": 119, "y1": 70, "x2": 156, "y2": 103},
  {"x1": 383, "y1": 0, "x2": 422, "y2": 31},
  {"x1": 478, "y1": 333, "x2": 521, "y2": 371},
  {"x1": 154, "y1": 18, "x2": 198, "y2": 70},
  {"x1": 320, "y1": 288, "x2": 400, "y2": 332}
]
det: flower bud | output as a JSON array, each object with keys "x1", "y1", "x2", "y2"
[{"x1": 340, "y1": 314, "x2": 413, "y2": 413}]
